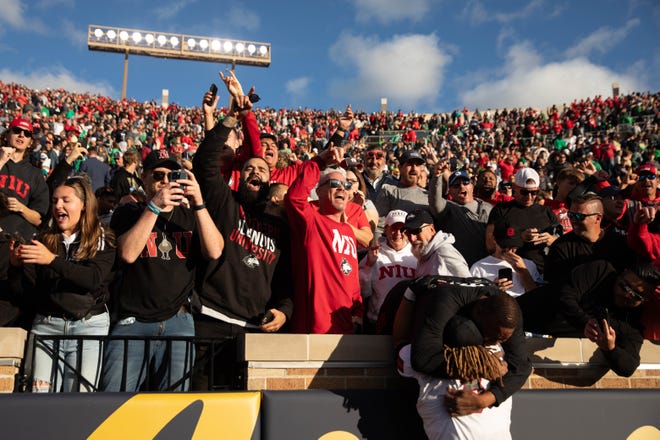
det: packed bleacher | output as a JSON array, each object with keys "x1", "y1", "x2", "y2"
[{"x1": 0, "y1": 74, "x2": 658, "y2": 418}]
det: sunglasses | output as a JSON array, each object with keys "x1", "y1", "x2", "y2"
[
  {"x1": 404, "y1": 224, "x2": 431, "y2": 236},
  {"x1": 638, "y1": 174, "x2": 656, "y2": 181},
  {"x1": 519, "y1": 189, "x2": 539, "y2": 197},
  {"x1": 322, "y1": 178, "x2": 352, "y2": 190},
  {"x1": 567, "y1": 211, "x2": 600, "y2": 222},
  {"x1": 152, "y1": 171, "x2": 168, "y2": 182},
  {"x1": 366, "y1": 151, "x2": 385, "y2": 160},
  {"x1": 10, "y1": 127, "x2": 33, "y2": 138},
  {"x1": 449, "y1": 179, "x2": 471, "y2": 188},
  {"x1": 617, "y1": 280, "x2": 646, "y2": 302}
]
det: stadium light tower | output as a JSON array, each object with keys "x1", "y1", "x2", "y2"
[{"x1": 87, "y1": 25, "x2": 271, "y2": 100}]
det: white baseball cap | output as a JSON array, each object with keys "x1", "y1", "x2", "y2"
[
  {"x1": 385, "y1": 209, "x2": 408, "y2": 226},
  {"x1": 513, "y1": 167, "x2": 540, "y2": 189}
]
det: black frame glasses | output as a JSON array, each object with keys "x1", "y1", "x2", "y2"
[
  {"x1": 322, "y1": 179, "x2": 352, "y2": 190},
  {"x1": 10, "y1": 126, "x2": 33, "y2": 138},
  {"x1": 617, "y1": 279, "x2": 646, "y2": 302},
  {"x1": 567, "y1": 211, "x2": 600, "y2": 222},
  {"x1": 638, "y1": 174, "x2": 656, "y2": 181}
]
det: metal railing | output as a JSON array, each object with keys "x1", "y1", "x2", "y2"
[{"x1": 17, "y1": 334, "x2": 238, "y2": 393}]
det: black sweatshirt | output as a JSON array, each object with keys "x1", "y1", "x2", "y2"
[{"x1": 191, "y1": 119, "x2": 293, "y2": 324}]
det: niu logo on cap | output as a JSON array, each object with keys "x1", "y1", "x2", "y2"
[
  {"x1": 157, "y1": 150, "x2": 169, "y2": 159},
  {"x1": 507, "y1": 227, "x2": 515, "y2": 237}
]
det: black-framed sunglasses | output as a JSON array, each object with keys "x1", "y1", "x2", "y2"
[
  {"x1": 638, "y1": 174, "x2": 656, "y2": 181},
  {"x1": 617, "y1": 279, "x2": 646, "y2": 302},
  {"x1": 322, "y1": 179, "x2": 352, "y2": 190},
  {"x1": 567, "y1": 211, "x2": 600, "y2": 222},
  {"x1": 449, "y1": 179, "x2": 471, "y2": 188},
  {"x1": 365, "y1": 151, "x2": 385, "y2": 160},
  {"x1": 152, "y1": 171, "x2": 168, "y2": 182},
  {"x1": 404, "y1": 224, "x2": 431, "y2": 236},
  {"x1": 10, "y1": 127, "x2": 33, "y2": 138},
  {"x1": 519, "y1": 189, "x2": 539, "y2": 197}
]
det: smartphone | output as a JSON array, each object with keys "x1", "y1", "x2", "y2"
[
  {"x1": 209, "y1": 83, "x2": 218, "y2": 101},
  {"x1": 596, "y1": 307, "x2": 610, "y2": 332},
  {"x1": 498, "y1": 268, "x2": 513, "y2": 281},
  {"x1": 168, "y1": 170, "x2": 187, "y2": 182}
]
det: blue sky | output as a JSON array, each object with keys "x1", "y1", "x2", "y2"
[{"x1": 1, "y1": 0, "x2": 658, "y2": 113}]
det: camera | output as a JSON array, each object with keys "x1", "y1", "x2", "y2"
[{"x1": 168, "y1": 170, "x2": 187, "y2": 182}]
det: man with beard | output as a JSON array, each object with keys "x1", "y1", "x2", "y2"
[
  {"x1": 473, "y1": 169, "x2": 513, "y2": 205},
  {"x1": 429, "y1": 169, "x2": 493, "y2": 266},
  {"x1": 374, "y1": 150, "x2": 429, "y2": 235},
  {"x1": 192, "y1": 90, "x2": 293, "y2": 390},
  {"x1": 403, "y1": 208, "x2": 471, "y2": 278},
  {"x1": 362, "y1": 145, "x2": 398, "y2": 203},
  {"x1": 203, "y1": 70, "x2": 263, "y2": 192}
]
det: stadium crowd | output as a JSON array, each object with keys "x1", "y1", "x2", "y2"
[{"x1": 0, "y1": 74, "x2": 658, "y2": 406}]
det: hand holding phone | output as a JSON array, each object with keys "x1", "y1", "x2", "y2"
[
  {"x1": 209, "y1": 83, "x2": 218, "y2": 101},
  {"x1": 498, "y1": 267, "x2": 513, "y2": 282}
]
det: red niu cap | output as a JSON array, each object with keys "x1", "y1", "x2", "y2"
[{"x1": 9, "y1": 117, "x2": 33, "y2": 132}]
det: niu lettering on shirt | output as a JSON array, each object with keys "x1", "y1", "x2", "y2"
[
  {"x1": 0, "y1": 174, "x2": 30, "y2": 199},
  {"x1": 140, "y1": 231, "x2": 192, "y2": 259}
]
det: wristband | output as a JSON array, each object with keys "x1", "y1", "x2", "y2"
[
  {"x1": 146, "y1": 201, "x2": 162, "y2": 215},
  {"x1": 192, "y1": 203, "x2": 207, "y2": 211}
]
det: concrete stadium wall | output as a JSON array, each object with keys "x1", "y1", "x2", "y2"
[{"x1": 241, "y1": 334, "x2": 660, "y2": 391}]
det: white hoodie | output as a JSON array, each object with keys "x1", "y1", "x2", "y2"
[
  {"x1": 416, "y1": 230, "x2": 471, "y2": 278},
  {"x1": 359, "y1": 237, "x2": 417, "y2": 322}
]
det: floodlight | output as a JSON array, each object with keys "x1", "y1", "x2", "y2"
[{"x1": 88, "y1": 25, "x2": 272, "y2": 99}]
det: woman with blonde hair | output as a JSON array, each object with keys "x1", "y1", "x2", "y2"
[{"x1": 9, "y1": 176, "x2": 116, "y2": 392}]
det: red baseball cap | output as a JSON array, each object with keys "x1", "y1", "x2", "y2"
[
  {"x1": 9, "y1": 117, "x2": 33, "y2": 132},
  {"x1": 636, "y1": 163, "x2": 657, "y2": 175}
]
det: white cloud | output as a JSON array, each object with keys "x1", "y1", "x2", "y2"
[
  {"x1": 0, "y1": 0, "x2": 28, "y2": 28},
  {"x1": 565, "y1": 19, "x2": 640, "y2": 58},
  {"x1": 462, "y1": 0, "x2": 543, "y2": 25},
  {"x1": 61, "y1": 19, "x2": 87, "y2": 49},
  {"x1": 354, "y1": 0, "x2": 431, "y2": 24},
  {"x1": 460, "y1": 42, "x2": 647, "y2": 110},
  {"x1": 329, "y1": 33, "x2": 451, "y2": 109},
  {"x1": 0, "y1": 67, "x2": 117, "y2": 97},
  {"x1": 154, "y1": 0, "x2": 198, "y2": 21},
  {"x1": 286, "y1": 77, "x2": 311, "y2": 96},
  {"x1": 227, "y1": 6, "x2": 260, "y2": 32}
]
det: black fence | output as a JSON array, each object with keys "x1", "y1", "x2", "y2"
[{"x1": 16, "y1": 334, "x2": 238, "y2": 393}]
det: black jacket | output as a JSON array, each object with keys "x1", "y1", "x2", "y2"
[
  {"x1": 409, "y1": 276, "x2": 532, "y2": 407},
  {"x1": 9, "y1": 232, "x2": 116, "y2": 320}
]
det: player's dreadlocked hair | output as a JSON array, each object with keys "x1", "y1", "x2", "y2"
[{"x1": 443, "y1": 345, "x2": 504, "y2": 386}]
